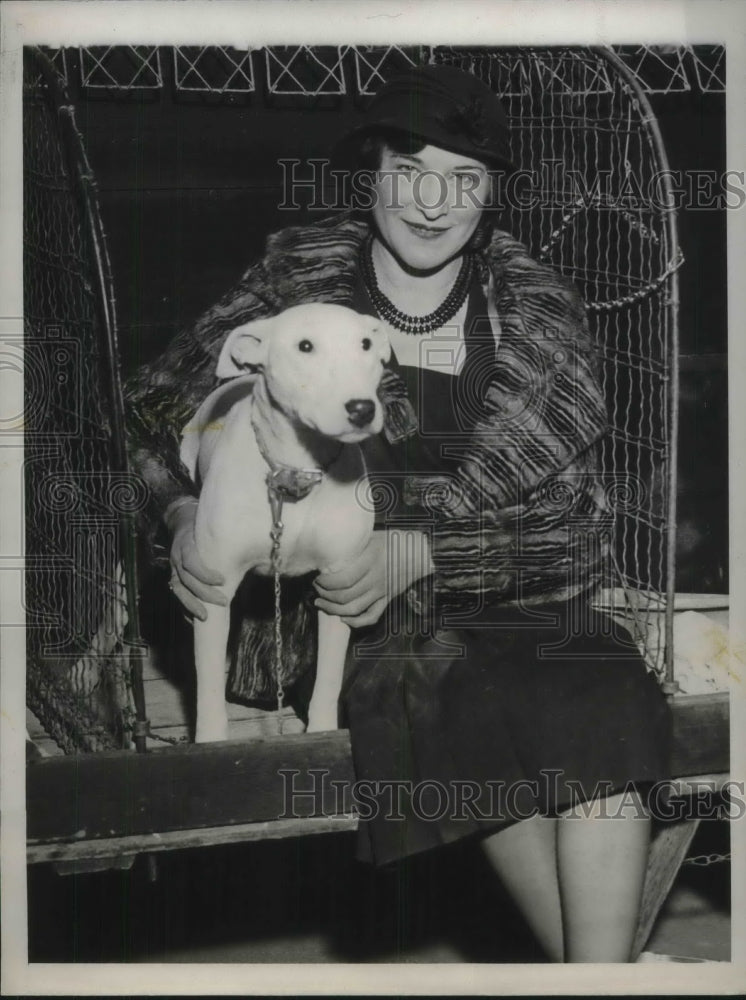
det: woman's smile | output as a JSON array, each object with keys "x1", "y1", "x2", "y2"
[
  {"x1": 371, "y1": 144, "x2": 491, "y2": 272},
  {"x1": 403, "y1": 220, "x2": 451, "y2": 240}
]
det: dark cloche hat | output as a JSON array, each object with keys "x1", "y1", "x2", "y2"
[{"x1": 346, "y1": 63, "x2": 516, "y2": 173}]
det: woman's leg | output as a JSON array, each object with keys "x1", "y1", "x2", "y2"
[
  {"x1": 480, "y1": 791, "x2": 651, "y2": 963},
  {"x1": 480, "y1": 814, "x2": 564, "y2": 962},
  {"x1": 557, "y1": 790, "x2": 650, "y2": 963}
]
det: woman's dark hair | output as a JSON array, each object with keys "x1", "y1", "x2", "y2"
[
  {"x1": 349, "y1": 128, "x2": 500, "y2": 254},
  {"x1": 355, "y1": 129, "x2": 425, "y2": 172}
]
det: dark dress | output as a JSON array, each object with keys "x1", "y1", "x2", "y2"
[{"x1": 340, "y1": 276, "x2": 672, "y2": 866}]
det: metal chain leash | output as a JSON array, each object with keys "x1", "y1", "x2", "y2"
[
  {"x1": 147, "y1": 730, "x2": 189, "y2": 746},
  {"x1": 268, "y1": 486, "x2": 286, "y2": 735},
  {"x1": 683, "y1": 852, "x2": 731, "y2": 868}
]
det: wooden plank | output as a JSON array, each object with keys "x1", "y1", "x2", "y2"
[
  {"x1": 28, "y1": 815, "x2": 359, "y2": 865},
  {"x1": 142, "y1": 676, "x2": 304, "y2": 739},
  {"x1": 27, "y1": 730, "x2": 356, "y2": 844},
  {"x1": 27, "y1": 693, "x2": 729, "y2": 850},
  {"x1": 141, "y1": 661, "x2": 305, "y2": 746},
  {"x1": 141, "y1": 681, "x2": 278, "y2": 722},
  {"x1": 632, "y1": 819, "x2": 702, "y2": 959},
  {"x1": 594, "y1": 590, "x2": 729, "y2": 612},
  {"x1": 52, "y1": 855, "x2": 137, "y2": 875},
  {"x1": 669, "y1": 693, "x2": 729, "y2": 776},
  {"x1": 141, "y1": 676, "x2": 190, "y2": 727},
  {"x1": 667, "y1": 773, "x2": 731, "y2": 796},
  {"x1": 142, "y1": 677, "x2": 276, "y2": 726}
]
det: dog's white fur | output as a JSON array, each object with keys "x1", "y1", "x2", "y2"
[{"x1": 179, "y1": 303, "x2": 391, "y2": 742}]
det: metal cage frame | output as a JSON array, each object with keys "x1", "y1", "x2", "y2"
[
  {"x1": 597, "y1": 46, "x2": 681, "y2": 692},
  {"x1": 431, "y1": 45, "x2": 682, "y2": 688},
  {"x1": 23, "y1": 46, "x2": 148, "y2": 752}
]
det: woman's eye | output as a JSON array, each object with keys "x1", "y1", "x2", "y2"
[
  {"x1": 298, "y1": 339, "x2": 314, "y2": 353},
  {"x1": 362, "y1": 338, "x2": 372, "y2": 351},
  {"x1": 393, "y1": 162, "x2": 416, "y2": 174}
]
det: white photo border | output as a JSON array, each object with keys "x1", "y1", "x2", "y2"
[{"x1": 2, "y1": 1, "x2": 744, "y2": 994}]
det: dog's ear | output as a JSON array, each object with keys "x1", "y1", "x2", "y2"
[
  {"x1": 215, "y1": 318, "x2": 274, "y2": 378},
  {"x1": 368, "y1": 319, "x2": 392, "y2": 365}
]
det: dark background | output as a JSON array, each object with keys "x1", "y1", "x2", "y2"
[
  {"x1": 69, "y1": 53, "x2": 729, "y2": 364},
  {"x1": 61, "y1": 46, "x2": 728, "y2": 593}
]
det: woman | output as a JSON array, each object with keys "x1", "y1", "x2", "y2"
[{"x1": 125, "y1": 65, "x2": 671, "y2": 962}]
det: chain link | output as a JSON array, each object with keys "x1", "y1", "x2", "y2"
[
  {"x1": 585, "y1": 247, "x2": 685, "y2": 312},
  {"x1": 537, "y1": 194, "x2": 685, "y2": 314},
  {"x1": 147, "y1": 730, "x2": 189, "y2": 746},
  {"x1": 268, "y1": 487, "x2": 285, "y2": 735},
  {"x1": 538, "y1": 204, "x2": 584, "y2": 259},
  {"x1": 683, "y1": 852, "x2": 731, "y2": 868}
]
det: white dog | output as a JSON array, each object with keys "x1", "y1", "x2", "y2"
[{"x1": 179, "y1": 303, "x2": 391, "y2": 742}]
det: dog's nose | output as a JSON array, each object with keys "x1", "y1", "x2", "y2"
[{"x1": 345, "y1": 398, "x2": 376, "y2": 428}]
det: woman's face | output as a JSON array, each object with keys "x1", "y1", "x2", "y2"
[{"x1": 371, "y1": 143, "x2": 491, "y2": 272}]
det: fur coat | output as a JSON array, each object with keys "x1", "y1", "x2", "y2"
[{"x1": 124, "y1": 213, "x2": 612, "y2": 700}]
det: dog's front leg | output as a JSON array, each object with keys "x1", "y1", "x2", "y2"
[
  {"x1": 306, "y1": 611, "x2": 350, "y2": 733},
  {"x1": 193, "y1": 603, "x2": 232, "y2": 743}
]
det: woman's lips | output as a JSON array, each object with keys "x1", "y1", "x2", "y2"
[{"x1": 404, "y1": 221, "x2": 450, "y2": 240}]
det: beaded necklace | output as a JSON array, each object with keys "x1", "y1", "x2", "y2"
[{"x1": 360, "y1": 235, "x2": 474, "y2": 335}]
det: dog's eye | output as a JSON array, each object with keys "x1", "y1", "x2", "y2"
[
  {"x1": 362, "y1": 338, "x2": 372, "y2": 351},
  {"x1": 298, "y1": 339, "x2": 314, "y2": 353}
]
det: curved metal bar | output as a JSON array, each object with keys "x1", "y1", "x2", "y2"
[{"x1": 592, "y1": 46, "x2": 682, "y2": 693}]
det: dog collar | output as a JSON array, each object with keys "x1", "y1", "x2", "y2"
[
  {"x1": 251, "y1": 415, "x2": 332, "y2": 504},
  {"x1": 266, "y1": 464, "x2": 324, "y2": 503}
]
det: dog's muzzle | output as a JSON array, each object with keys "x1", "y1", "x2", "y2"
[{"x1": 345, "y1": 398, "x2": 376, "y2": 429}]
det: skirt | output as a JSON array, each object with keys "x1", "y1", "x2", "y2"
[{"x1": 340, "y1": 594, "x2": 672, "y2": 866}]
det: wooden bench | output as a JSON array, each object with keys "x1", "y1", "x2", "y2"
[
  {"x1": 26, "y1": 690, "x2": 730, "y2": 957},
  {"x1": 26, "y1": 590, "x2": 733, "y2": 958},
  {"x1": 26, "y1": 691, "x2": 729, "y2": 866}
]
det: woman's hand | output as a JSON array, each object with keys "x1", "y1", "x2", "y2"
[
  {"x1": 167, "y1": 498, "x2": 227, "y2": 621},
  {"x1": 314, "y1": 529, "x2": 434, "y2": 628}
]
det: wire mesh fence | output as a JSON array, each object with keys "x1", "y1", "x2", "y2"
[
  {"x1": 23, "y1": 47, "x2": 145, "y2": 752},
  {"x1": 428, "y1": 47, "x2": 680, "y2": 680}
]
